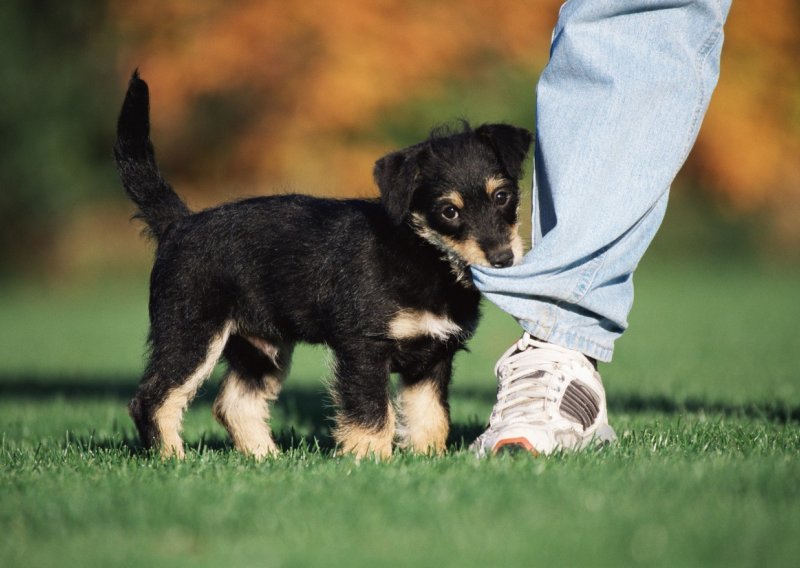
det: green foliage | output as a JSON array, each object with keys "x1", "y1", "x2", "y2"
[
  {"x1": 1, "y1": 259, "x2": 799, "y2": 567},
  {"x1": 377, "y1": 64, "x2": 538, "y2": 147},
  {"x1": 0, "y1": 0, "x2": 119, "y2": 272}
]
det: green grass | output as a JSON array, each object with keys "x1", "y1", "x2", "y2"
[{"x1": 2, "y1": 258, "x2": 799, "y2": 567}]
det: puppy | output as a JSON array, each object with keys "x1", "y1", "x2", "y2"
[{"x1": 114, "y1": 71, "x2": 532, "y2": 460}]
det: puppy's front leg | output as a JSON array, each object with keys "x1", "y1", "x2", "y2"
[
  {"x1": 399, "y1": 357, "x2": 452, "y2": 455},
  {"x1": 330, "y1": 345, "x2": 395, "y2": 461}
]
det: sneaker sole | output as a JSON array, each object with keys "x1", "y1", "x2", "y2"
[{"x1": 492, "y1": 437, "x2": 540, "y2": 456}]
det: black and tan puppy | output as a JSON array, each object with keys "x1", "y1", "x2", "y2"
[{"x1": 114, "y1": 72, "x2": 532, "y2": 460}]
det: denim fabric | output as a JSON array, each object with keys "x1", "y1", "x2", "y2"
[{"x1": 471, "y1": 0, "x2": 732, "y2": 362}]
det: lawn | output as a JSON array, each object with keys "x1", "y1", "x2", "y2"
[{"x1": 1, "y1": 257, "x2": 799, "y2": 567}]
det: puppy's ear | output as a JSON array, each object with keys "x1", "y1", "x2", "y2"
[
  {"x1": 373, "y1": 145, "x2": 425, "y2": 225},
  {"x1": 476, "y1": 124, "x2": 533, "y2": 180}
]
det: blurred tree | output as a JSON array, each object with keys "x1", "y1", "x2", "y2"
[
  {"x1": 686, "y1": 0, "x2": 800, "y2": 250},
  {"x1": 111, "y1": 0, "x2": 560, "y2": 201},
  {"x1": 0, "y1": 0, "x2": 119, "y2": 275}
]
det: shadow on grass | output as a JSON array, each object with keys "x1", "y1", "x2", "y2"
[
  {"x1": 0, "y1": 373, "x2": 340, "y2": 454},
  {"x1": 607, "y1": 393, "x2": 800, "y2": 424},
  {"x1": 2, "y1": 375, "x2": 798, "y2": 456}
]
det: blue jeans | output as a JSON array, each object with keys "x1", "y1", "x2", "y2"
[{"x1": 471, "y1": 0, "x2": 732, "y2": 362}]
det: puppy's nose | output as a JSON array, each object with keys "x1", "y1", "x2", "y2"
[{"x1": 488, "y1": 248, "x2": 514, "y2": 268}]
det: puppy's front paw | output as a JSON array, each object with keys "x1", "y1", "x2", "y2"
[
  {"x1": 399, "y1": 381, "x2": 449, "y2": 455},
  {"x1": 334, "y1": 417, "x2": 395, "y2": 461},
  {"x1": 159, "y1": 440, "x2": 186, "y2": 460},
  {"x1": 401, "y1": 430, "x2": 447, "y2": 456}
]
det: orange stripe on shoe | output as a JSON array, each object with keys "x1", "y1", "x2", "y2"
[{"x1": 492, "y1": 437, "x2": 540, "y2": 456}]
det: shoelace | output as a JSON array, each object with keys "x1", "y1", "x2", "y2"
[{"x1": 489, "y1": 333, "x2": 592, "y2": 428}]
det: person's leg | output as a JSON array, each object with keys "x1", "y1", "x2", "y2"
[
  {"x1": 471, "y1": 0, "x2": 731, "y2": 455},
  {"x1": 473, "y1": 0, "x2": 731, "y2": 363}
]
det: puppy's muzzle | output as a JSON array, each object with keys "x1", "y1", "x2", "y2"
[{"x1": 487, "y1": 248, "x2": 514, "y2": 268}]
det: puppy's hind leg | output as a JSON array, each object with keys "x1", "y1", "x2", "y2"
[
  {"x1": 130, "y1": 321, "x2": 234, "y2": 459},
  {"x1": 213, "y1": 336, "x2": 294, "y2": 459}
]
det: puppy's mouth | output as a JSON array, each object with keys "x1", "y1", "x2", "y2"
[
  {"x1": 466, "y1": 243, "x2": 521, "y2": 268},
  {"x1": 459, "y1": 226, "x2": 524, "y2": 269}
]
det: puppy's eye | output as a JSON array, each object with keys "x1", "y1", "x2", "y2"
[
  {"x1": 441, "y1": 205, "x2": 460, "y2": 221},
  {"x1": 494, "y1": 190, "x2": 510, "y2": 206}
]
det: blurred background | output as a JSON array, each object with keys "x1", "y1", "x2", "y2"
[{"x1": 1, "y1": 0, "x2": 798, "y2": 284}]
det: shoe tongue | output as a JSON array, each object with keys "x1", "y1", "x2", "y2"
[{"x1": 517, "y1": 336, "x2": 533, "y2": 351}]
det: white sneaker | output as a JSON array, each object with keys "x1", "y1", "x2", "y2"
[{"x1": 471, "y1": 333, "x2": 616, "y2": 457}]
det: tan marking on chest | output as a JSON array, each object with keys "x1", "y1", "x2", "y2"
[{"x1": 388, "y1": 309, "x2": 462, "y2": 341}]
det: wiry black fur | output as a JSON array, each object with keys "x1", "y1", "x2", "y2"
[{"x1": 115, "y1": 72, "x2": 532, "y2": 457}]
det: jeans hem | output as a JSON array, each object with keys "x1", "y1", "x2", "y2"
[{"x1": 519, "y1": 319, "x2": 614, "y2": 363}]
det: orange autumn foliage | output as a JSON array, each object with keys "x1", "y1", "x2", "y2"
[
  {"x1": 112, "y1": 0, "x2": 560, "y2": 201},
  {"x1": 685, "y1": 0, "x2": 800, "y2": 247},
  {"x1": 112, "y1": 0, "x2": 800, "y2": 243}
]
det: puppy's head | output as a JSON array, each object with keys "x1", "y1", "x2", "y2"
[{"x1": 374, "y1": 123, "x2": 533, "y2": 269}]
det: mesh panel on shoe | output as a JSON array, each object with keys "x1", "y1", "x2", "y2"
[{"x1": 559, "y1": 380, "x2": 600, "y2": 430}]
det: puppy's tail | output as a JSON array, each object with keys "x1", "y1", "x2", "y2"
[{"x1": 114, "y1": 70, "x2": 190, "y2": 241}]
